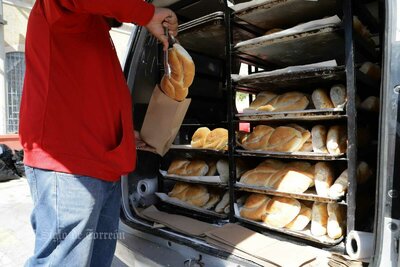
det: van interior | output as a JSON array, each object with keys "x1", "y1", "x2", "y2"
[{"x1": 118, "y1": 0, "x2": 399, "y2": 266}]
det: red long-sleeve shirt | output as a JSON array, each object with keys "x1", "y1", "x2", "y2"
[{"x1": 19, "y1": 0, "x2": 155, "y2": 181}]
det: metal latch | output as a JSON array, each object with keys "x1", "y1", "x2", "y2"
[{"x1": 184, "y1": 255, "x2": 205, "y2": 267}]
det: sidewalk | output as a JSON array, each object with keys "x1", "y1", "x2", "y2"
[{"x1": 0, "y1": 178, "x2": 158, "y2": 267}]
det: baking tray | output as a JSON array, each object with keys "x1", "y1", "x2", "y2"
[
  {"x1": 235, "y1": 149, "x2": 347, "y2": 161},
  {"x1": 155, "y1": 193, "x2": 228, "y2": 219},
  {"x1": 178, "y1": 12, "x2": 256, "y2": 59},
  {"x1": 159, "y1": 170, "x2": 228, "y2": 187},
  {"x1": 235, "y1": 215, "x2": 343, "y2": 246},
  {"x1": 235, "y1": 183, "x2": 343, "y2": 203},
  {"x1": 236, "y1": 109, "x2": 346, "y2": 121},
  {"x1": 233, "y1": 65, "x2": 346, "y2": 90},
  {"x1": 170, "y1": 144, "x2": 228, "y2": 156},
  {"x1": 235, "y1": 25, "x2": 344, "y2": 67},
  {"x1": 233, "y1": 0, "x2": 338, "y2": 31}
]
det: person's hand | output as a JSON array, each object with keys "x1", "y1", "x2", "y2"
[
  {"x1": 134, "y1": 131, "x2": 157, "y2": 153},
  {"x1": 145, "y1": 7, "x2": 178, "y2": 51}
]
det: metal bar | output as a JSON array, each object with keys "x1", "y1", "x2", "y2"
[
  {"x1": 224, "y1": 1, "x2": 237, "y2": 223},
  {"x1": 343, "y1": 0, "x2": 357, "y2": 235}
]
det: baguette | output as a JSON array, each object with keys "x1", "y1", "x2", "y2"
[
  {"x1": 249, "y1": 91, "x2": 278, "y2": 110},
  {"x1": 311, "y1": 125, "x2": 328, "y2": 153},
  {"x1": 327, "y1": 203, "x2": 345, "y2": 239},
  {"x1": 167, "y1": 159, "x2": 191, "y2": 175},
  {"x1": 191, "y1": 127, "x2": 210, "y2": 148},
  {"x1": 256, "y1": 92, "x2": 309, "y2": 112},
  {"x1": 311, "y1": 202, "x2": 328, "y2": 236},
  {"x1": 312, "y1": 88, "x2": 334, "y2": 109},
  {"x1": 266, "y1": 126, "x2": 303, "y2": 152},
  {"x1": 314, "y1": 162, "x2": 335, "y2": 197},
  {"x1": 242, "y1": 125, "x2": 274, "y2": 150},
  {"x1": 240, "y1": 194, "x2": 271, "y2": 221},
  {"x1": 202, "y1": 192, "x2": 220, "y2": 210},
  {"x1": 330, "y1": 84, "x2": 347, "y2": 108},
  {"x1": 285, "y1": 203, "x2": 312, "y2": 231},
  {"x1": 329, "y1": 169, "x2": 348, "y2": 198},
  {"x1": 327, "y1": 125, "x2": 347, "y2": 155},
  {"x1": 215, "y1": 191, "x2": 229, "y2": 213}
]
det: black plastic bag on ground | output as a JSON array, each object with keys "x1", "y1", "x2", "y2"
[
  {"x1": 0, "y1": 145, "x2": 17, "y2": 172},
  {"x1": 13, "y1": 150, "x2": 25, "y2": 177},
  {"x1": 0, "y1": 159, "x2": 20, "y2": 182}
]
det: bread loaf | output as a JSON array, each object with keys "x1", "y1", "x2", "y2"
[
  {"x1": 262, "y1": 196, "x2": 301, "y2": 228},
  {"x1": 185, "y1": 160, "x2": 209, "y2": 176},
  {"x1": 203, "y1": 128, "x2": 228, "y2": 150},
  {"x1": 327, "y1": 203, "x2": 345, "y2": 239},
  {"x1": 160, "y1": 44, "x2": 195, "y2": 101},
  {"x1": 360, "y1": 96, "x2": 380, "y2": 112},
  {"x1": 311, "y1": 202, "x2": 328, "y2": 236},
  {"x1": 329, "y1": 169, "x2": 348, "y2": 198},
  {"x1": 242, "y1": 125, "x2": 275, "y2": 150},
  {"x1": 191, "y1": 127, "x2": 210, "y2": 148},
  {"x1": 256, "y1": 92, "x2": 309, "y2": 112},
  {"x1": 327, "y1": 125, "x2": 347, "y2": 155},
  {"x1": 312, "y1": 88, "x2": 334, "y2": 109},
  {"x1": 330, "y1": 84, "x2": 347, "y2": 108},
  {"x1": 202, "y1": 192, "x2": 221, "y2": 210},
  {"x1": 299, "y1": 137, "x2": 313, "y2": 152},
  {"x1": 240, "y1": 164, "x2": 283, "y2": 187},
  {"x1": 240, "y1": 194, "x2": 271, "y2": 221},
  {"x1": 215, "y1": 191, "x2": 229, "y2": 213},
  {"x1": 357, "y1": 161, "x2": 373, "y2": 184},
  {"x1": 169, "y1": 183, "x2": 210, "y2": 207},
  {"x1": 267, "y1": 126, "x2": 303, "y2": 152},
  {"x1": 216, "y1": 159, "x2": 247, "y2": 183},
  {"x1": 206, "y1": 161, "x2": 217, "y2": 176},
  {"x1": 360, "y1": 62, "x2": 381, "y2": 81},
  {"x1": 269, "y1": 166, "x2": 314, "y2": 193},
  {"x1": 311, "y1": 125, "x2": 328, "y2": 153},
  {"x1": 285, "y1": 203, "x2": 312, "y2": 231},
  {"x1": 167, "y1": 159, "x2": 191, "y2": 175},
  {"x1": 314, "y1": 162, "x2": 335, "y2": 197},
  {"x1": 249, "y1": 91, "x2": 278, "y2": 110},
  {"x1": 286, "y1": 124, "x2": 311, "y2": 151}
]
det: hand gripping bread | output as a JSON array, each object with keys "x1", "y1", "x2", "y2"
[
  {"x1": 330, "y1": 84, "x2": 347, "y2": 108},
  {"x1": 327, "y1": 203, "x2": 345, "y2": 239},
  {"x1": 314, "y1": 162, "x2": 335, "y2": 197},
  {"x1": 262, "y1": 196, "x2": 301, "y2": 228},
  {"x1": 257, "y1": 91, "x2": 309, "y2": 112},
  {"x1": 327, "y1": 125, "x2": 347, "y2": 155},
  {"x1": 240, "y1": 194, "x2": 271, "y2": 221},
  {"x1": 266, "y1": 126, "x2": 303, "y2": 152},
  {"x1": 329, "y1": 169, "x2": 348, "y2": 198},
  {"x1": 191, "y1": 127, "x2": 211, "y2": 148},
  {"x1": 311, "y1": 125, "x2": 328, "y2": 153},
  {"x1": 160, "y1": 44, "x2": 195, "y2": 101},
  {"x1": 285, "y1": 203, "x2": 312, "y2": 231},
  {"x1": 311, "y1": 202, "x2": 328, "y2": 236},
  {"x1": 241, "y1": 125, "x2": 275, "y2": 150},
  {"x1": 249, "y1": 91, "x2": 278, "y2": 110},
  {"x1": 203, "y1": 128, "x2": 228, "y2": 150},
  {"x1": 312, "y1": 88, "x2": 334, "y2": 109}
]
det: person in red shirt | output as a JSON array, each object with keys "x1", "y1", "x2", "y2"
[{"x1": 19, "y1": 1, "x2": 177, "y2": 266}]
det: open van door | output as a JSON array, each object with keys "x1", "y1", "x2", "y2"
[{"x1": 372, "y1": 0, "x2": 400, "y2": 266}]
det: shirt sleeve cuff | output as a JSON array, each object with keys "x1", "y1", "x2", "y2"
[{"x1": 130, "y1": 1, "x2": 155, "y2": 26}]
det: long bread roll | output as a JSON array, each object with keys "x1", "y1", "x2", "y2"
[
  {"x1": 327, "y1": 125, "x2": 347, "y2": 155},
  {"x1": 327, "y1": 203, "x2": 345, "y2": 239},
  {"x1": 203, "y1": 128, "x2": 228, "y2": 150},
  {"x1": 215, "y1": 191, "x2": 229, "y2": 213},
  {"x1": 191, "y1": 127, "x2": 210, "y2": 148},
  {"x1": 312, "y1": 88, "x2": 334, "y2": 109},
  {"x1": 249, "y1": 91, "x2": 278, "y2": 110},
  {"x1": 285, "y1": 203, "x2": 312, "y2": 231},
  {"x1": 241, "y1": 125, "x2": 274, "y2": 150},
  {"x1": 314, "y1": 162, "x2": 335, "y2": 197},
  {"x1": 256, "y1": 92, "x2": 309, "y2": 112},
  {"x1": 329, "y1": 169, "x2": 348, "y2": 198},
  {"x1": 311, "y1": 202, "x2": 328, "y2": 236},
  {"x1": 266, "y1": 126, "x2": 303, "y2": 152},
  {"x1": 167, "y1": 159, "x2": 191, "y2": 175},
  {"x1": 311, "y1": 125, "x2": 328, "y2": 153},
  {"x1": 330, "y1": 84, "x2": 347, "y2": 108},
  {"x1": 240, "y1": 194, "x2": 271, "y2": 221}
]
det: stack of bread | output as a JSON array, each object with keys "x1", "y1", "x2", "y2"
[
  {"x1": 167, "y1": 158, "x2": 217, "y2": 176},
  {"x1": 239, "y1": 123, "x2": 347, "y2": 155},
  {"x1": 239, "y1": 159, "x2": 351, "y2": 198},
  {"x1": 311, "y1": 84, "x2": 347, "y2": 109},
  {"x1": 248, "y1": 91, "x2": 309, "y2": 112},
  {"x1": 160, "y1": 43, "x2": 195, "y2": 101},
  {"x1": 168, "y1": 182, "x2": 224, "y2": 211},
  {"x1": 191, "y1": 127, "x2": 228, "y2": 150},
  {"x1": 239, "y1": 193, "x2": 346, "y2": 239}
]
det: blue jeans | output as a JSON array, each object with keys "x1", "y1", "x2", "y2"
[{"x1": 24, "y1": 166, "x2": 122, "y2": 267}]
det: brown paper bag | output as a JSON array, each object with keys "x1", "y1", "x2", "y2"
[{"x1": 140, "y1": 85, "x2": 191, "y2": 156}]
